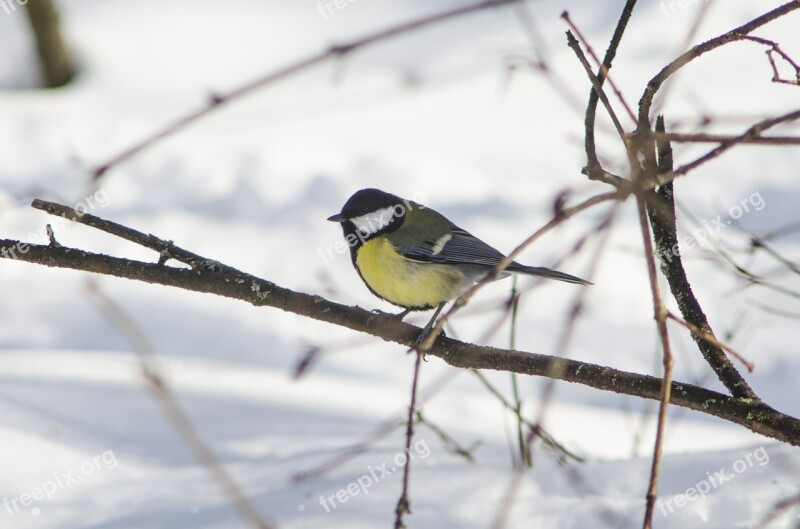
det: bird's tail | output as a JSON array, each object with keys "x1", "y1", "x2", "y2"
[{"x1": 508, "y1": 263, "x2": 592, "y2": 285}]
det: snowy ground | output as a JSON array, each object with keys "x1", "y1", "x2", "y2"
[{"x1": 1, "y1": 0, "x2": 799, "y2": 528}]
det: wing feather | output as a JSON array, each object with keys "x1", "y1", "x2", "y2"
[{"x1": 395, "y1": 228, "x2": 507, "y2": 267}]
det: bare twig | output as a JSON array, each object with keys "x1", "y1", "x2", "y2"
[
  {"x1": 394, "y1": 348, "x2": 424, "y2": 529},
  {"x1": 415, "y1": 411, "x2": 478, "y2": 463},
  {"x1": 293, "y1": 369, "x2": 460, "y2": 482},
  {"x1": 743, "y1": 35, "x2": 800, "y2": 85},
  {"x1": 561, "y1": 11, "x2": 637, "y2": 124},
  {"x1": 637, "y1": 1, "x2": 800, "y2": 129},
  {"x1": 88, "y1": 0, "x2": 524, "y2": 181},
  {"x1": 751, "y1": 492, "x2": 800, "y2": 529},
  {"x1": 748, "y1": 233, "x2": 800, "y2": 276},
  {"x1": 470, "y1": 369, "x2": 584, "y2": 463},
  {"x1": 652, "y1": 131, "x2": 800, "y2": 145},
  {"x1": 680, "y1": 0, "x2": 716, "y2": 51},
  {"x1": 507, "y1": 279, "x2": 529, "y2": 467},
  {"x1": 84, "y1": 281, "x2": 275, "y2": 529},
  {"x1": 492, "y1": 205, "x2": 620, "y2": 529},
  {"x1": 418, "y1": 190, "x2": 622, "y2": 353},
  {"x1": 635, "y1": 160, "x2": 674, "y2": 529},
  {"x1": 667, "y1": 312, "x2": 755, "y2": 372},
  {"x1": 664, "y1": 108, "x2": 800, "y2": 183},
  {"x1": 576, "y1": 0, "x2": 639, "y2": 186},
  {"x1": 752, "y1": 302, "x2": 800, "y2": 321},
  {"x1": 565, "y1": 31, "x2": 626, "y2": 152}
]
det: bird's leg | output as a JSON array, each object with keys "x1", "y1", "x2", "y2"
[{"x1": 411, "y1": 302, "x2": 446, "y2": 356}]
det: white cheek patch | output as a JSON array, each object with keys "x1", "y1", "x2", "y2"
[{"x1": 351, "y1": 206, "x2": 398, "y2": 236}]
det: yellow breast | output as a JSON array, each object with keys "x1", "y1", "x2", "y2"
[{"x1": 355, "y1": 237, "x2": 471, "y2": 309}]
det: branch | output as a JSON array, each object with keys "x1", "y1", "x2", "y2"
[
  {"x1": 85, "y1": 282, "x2": 274, "y2": 529},
  {"x1": 394, "y1": 348, "x2": 423, "y2": 529},
  {"x1": 575, "y1": 0, "x2": 638, "y2": 186},
  {"x1": 743, "y1": 35, "x2": 800, "y2": 86},
  {"x1": 561, "y1": 11, "x2": 636, "y2": 124},
  {"x1": 0, "y1": 201, "x2": 798, "y2": 446},
  {"x1": 88, "y1": 0, "x2": 523, "y2": 180},
  {"x1": 663, "y1": 108, "x2": 800, "y2": 183},
  {"x1": 637, "y1": 1, "x2": 800, "y2": 129},
  {"x1": 566, "y1": 30, "x2": 626, "y2": 141},
  {"x1": 666, "y1": 312, "x2": 755, "y2": 372},
  {"x1": 652, "y1": 131, "x2": 800, "y2": 145},
  {"x1": 645, "y1": 117, "x2": 759, "y2": 400},
  {"x1": 634, "y1": 142, "x2": 673, "y2": 529}
]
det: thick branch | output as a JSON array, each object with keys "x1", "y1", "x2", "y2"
[
  {"x1": 1, "y1": 234, "x2": 797, "y2": 445},
  {"x1": 646, "y1": 116, "x2": 758, "y2": 400}
]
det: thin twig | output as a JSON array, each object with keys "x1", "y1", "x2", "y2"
[
  {"x1": 636, "y1": 186, "x2": 673, "y2": 529},
  {"x1": 743, "y1": 35, "x2": 800, "y2": 85},
  {"x1": 664, "y1": 108, "x2": 800, "y2": 183},
  {"x1": 577, "y1": 0, "x2": 638, "y2": 186},
  {"x1": 508, "y1": 3, "x2": 587, "y2": 118},
  {"x1": 470, "y1": 370, "x2": 584, "y2": 463},
  {"x1": 667, "y1": 312, "x2": 754, "y2": 372},
  {"x1": 566, "y1": 31, "x2": 626, "y2": 143},
  {"x1": 417, "y1": 190, "x2": 622, "y2": 353},
  {"x1": 84, "y1": 281, "x2": 275, "y2": 529},
  {"x1": 394, "y1": 348, "x2": 424, "y2": 529},
  {"x1": 293, "y1": 369, "x2": 460, "y2": 482},
  {"x1": 415, "y1": 411, "x2": 478, "y2": 463},
  {"x1": 749, "y1": 233, "x2": 800, "y2": 276},
  {"x1": 507, "y1": 278, "x2": 529, "y2": 467},
  {"x1": 652, "y1": 131, "x2": 800, "y2": 145},
  {"x1": 751, "y1": 492, "x2": 800, "y2": 529},
  {"x1": 637, "y1": 1, "x2": 800, "y2": 128},
  {"x1": 87, "y1": 0, "x2": 524, "y2": 181},
  {"x1": 561, "y1": 11, "x2": 637, "y2": 124},
  {"x1": 492, "y1": 203, "x2": 620, "y2": 529}
]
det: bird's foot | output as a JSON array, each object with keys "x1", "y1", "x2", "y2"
[
  {"x1": 408, "y1": 303, "x2": 447, "y2": 360},
  {"x1": 371, "y1": 308, "x2": 411, "y2": 320}
]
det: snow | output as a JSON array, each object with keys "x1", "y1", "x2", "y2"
[{"x1": 1, "y1": 0, "x2": 799, "y2": 527}]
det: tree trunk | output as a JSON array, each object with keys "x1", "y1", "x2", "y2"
[{"x1": 24, "y1": 0, "x2": 74, "y2": 88}]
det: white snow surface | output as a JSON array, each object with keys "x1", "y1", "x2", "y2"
[{"x1": 1, "y1": 1, "x2": 799, "y2": 528}]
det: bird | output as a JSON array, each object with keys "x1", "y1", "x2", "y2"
[{"x1": 327, "y1": 188, "x2": 591, "y2": 340}]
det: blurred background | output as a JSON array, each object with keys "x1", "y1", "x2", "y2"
[{"x1": 0, "y1": 1, "x2": 798, "y2": 527}]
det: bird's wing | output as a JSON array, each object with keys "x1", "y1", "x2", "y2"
[
  {"x1": 392, "y1": 226, "x2": 592, "y2": 284},
  {"x1": 394, "y1": 228, "x2": 507, "y2": 267}
]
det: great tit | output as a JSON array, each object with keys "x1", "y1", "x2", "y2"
[{"x1": 327, "y1": 188, "x2": 591, "y2": 315}]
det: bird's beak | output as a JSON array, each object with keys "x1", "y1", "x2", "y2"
[{"x1": 327, "y1": 213, "x2": 344, "y2": 222}]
